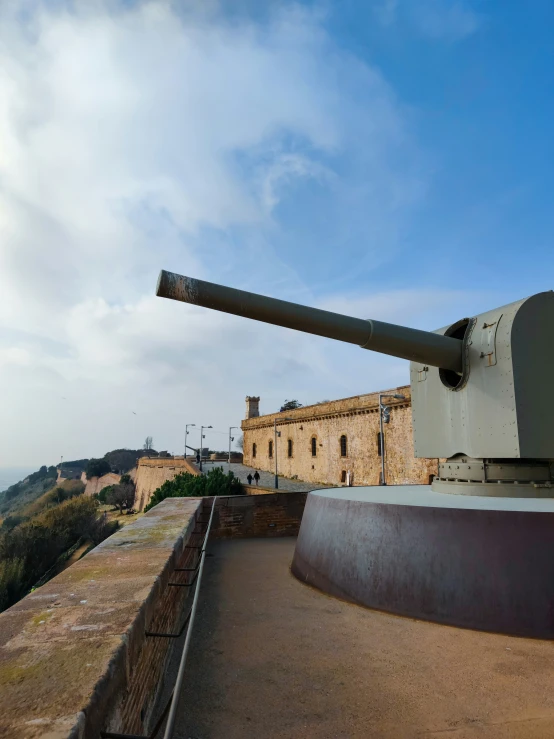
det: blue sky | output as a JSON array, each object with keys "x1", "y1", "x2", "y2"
[{"x1": 0, "y1": 0, "x2": 552, "y2": 466}]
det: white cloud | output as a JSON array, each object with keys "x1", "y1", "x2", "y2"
[{"x1": 0, "y1": 0, "x2": 473, "y2": 466}]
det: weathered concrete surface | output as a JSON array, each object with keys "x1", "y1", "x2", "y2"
[
  {"x1": 171, "y1": 538, "x2": 554, "y2": 738},
  {"x1": 0, "y1": 498, "x2": 203, "y2": 739},
  {"x1": 292, "y1": 487, "x2": 554, "y2": 638}
]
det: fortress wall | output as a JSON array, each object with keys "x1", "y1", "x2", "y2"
[
  {"x1": 134, "y1": 457, "x2": 200, "y2": 511},
  {"x1": 0, "y1": 497, "x2": 204, "y2": 739},
  {"x1": 242, "y1": 385, "x2": 438, "y2": 487},
  {"x1": 83, "y1": 471, "x2": 122, "y2": 497}
]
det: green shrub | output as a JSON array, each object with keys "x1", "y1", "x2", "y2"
[{"x1": 144, "y1": 467, "x2": 243, "y2": 512}]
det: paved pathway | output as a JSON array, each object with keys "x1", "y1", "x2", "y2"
[
  {"x1": 164, "y1": 538, "x2": 554, "y2": 739},
  {"x1": 200, "y1": 460, "x2": 327, "y2": 492}
]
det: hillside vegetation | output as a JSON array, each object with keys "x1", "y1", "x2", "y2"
[
  {"x1": 0, "y1": 494, "x2": 117, "y2": 611},
  {"x1": 0, "y1": 466, "x2": 58, "y2": 518}
]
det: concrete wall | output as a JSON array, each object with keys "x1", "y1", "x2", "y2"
[
  {"x1": 241, "y1": 385, "x2": 438, "y2": 487},
  {"x1": 134, "y1": 456, "x2": 200, "y2": 511}
]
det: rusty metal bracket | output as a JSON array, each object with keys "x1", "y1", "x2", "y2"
[
  {"x1": 174, "y1": 558, "x2": 201, "y2": 573},
  {"x1": 145, "y1": 607, "x2": 193, "y2": 639},
  {"x1": 167, "y1": 570, "x2": 199, "y2": 588}
]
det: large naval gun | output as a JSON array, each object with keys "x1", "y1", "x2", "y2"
[
  {"x1": 157, "y1": 269, "x2": 554, "y2": 497},
  {"x1": 156, "y1": 269, "x2": 554, "y2": 637}
]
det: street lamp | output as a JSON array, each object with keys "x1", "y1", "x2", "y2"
[
  {"x1": 228, "y1": 426, "x2": 239, "y2": 466},
  {"x1": 379, "y1": 393, "x2": 406, "y2": 486},
  {"x1": 274, "y1": 416, "x2": 294, "y2": 489},
  {"x1": 185, "y1": 424, "x2": 195, "y2": 458},
  {"x1": 199, "y1": 425, "x2": 212, "y2": 472}
]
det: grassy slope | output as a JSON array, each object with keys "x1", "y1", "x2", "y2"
[{"x1": 0, "y1": 475, "x2": 58, "y2": 520}]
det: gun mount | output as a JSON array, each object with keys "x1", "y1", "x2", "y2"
[{"x1": 156, "y1": 269, "x2": 554, "y2": 498}]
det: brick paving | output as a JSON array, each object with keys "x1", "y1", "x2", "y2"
[{"x1": 200, "y1": 460, "x2": 328, "y2": 492}]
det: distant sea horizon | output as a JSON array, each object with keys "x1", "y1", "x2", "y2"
[{"x1": 0, "y1": 467, "x2": 38, "y2": 493}]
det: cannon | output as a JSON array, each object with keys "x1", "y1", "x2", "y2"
[
  {"x1": 156, "y1": 269, "x2": 554, "y2": 637},
  {"x1": 157, "y1": 269, "x2": 554, "y2": 498}
]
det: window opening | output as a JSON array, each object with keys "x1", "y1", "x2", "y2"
[{"x1": 340, "y1": 435, "x2": 347, "y2": 457}]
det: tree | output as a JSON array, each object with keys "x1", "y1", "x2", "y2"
[
  {"x1": 86, "y1": 458, "x2": 111, "y2": 480},
  {"x1": 236, "y1": 434, "x2": 244, "y2": 451},
  {"x1": 143, "y1": 436, "x2": 153, "y2": 451},
  {"x1": 106, "y1": 483, "x2": 136, "y2": 514},
  {"x1": 280, "y1": 399, "x2": 303, "y2": 412}
]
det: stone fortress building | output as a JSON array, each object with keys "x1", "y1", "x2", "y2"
[{"x1": 241, "y1": 387, "x2": 438, "y2": 487}]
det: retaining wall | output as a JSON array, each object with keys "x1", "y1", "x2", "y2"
[
  {"x1": 0, "y1": 498, "x2": 204, "y2": 739},
  {"x1": 134, "y1": 457, "x2": 200, "y2": 511},
  {"x1": 211, "y1": 492, "x2": 308, "y2": 539}
]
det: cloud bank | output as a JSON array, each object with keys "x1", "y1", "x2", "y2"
[{"x1": 0, "y1": 1, "x2": 477, "y2": 466}]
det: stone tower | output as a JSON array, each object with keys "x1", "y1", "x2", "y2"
[{"x1": 245, "y1": 396, "x2": 260, "y2": 419}]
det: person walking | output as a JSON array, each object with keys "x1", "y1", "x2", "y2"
[
  {"x1": 247, "y1": 473, "x2": 253, "y2": 485},
  {"x1": 253, "y1": 470, "x2": 260, "y2": 486}
]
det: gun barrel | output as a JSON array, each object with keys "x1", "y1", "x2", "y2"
[{"x1": 156, "y1": 270, "x2": 462, "y2": 372}]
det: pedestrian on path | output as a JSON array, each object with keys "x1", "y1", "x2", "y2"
[
  {"x1": 254, "y1": 470, "x2": 260, "y2": 486},
  {"x1": 247, "y1": 473, "x2": 253, "y2": 485}
]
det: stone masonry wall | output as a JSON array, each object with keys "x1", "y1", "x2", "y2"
[
  {"x1": 0, "y1": 497, "x2": 204, "y2": 739},
  {"x1": 82, "y1": 471, "x2": 122, "y2": 497},
  {"x1": 134, "y1": 457, "x2": 200, "y2": 511},
  {"x1": 242, "y1": 385, "x2": 439, "y2": 487},
  {"x1": 211, "y1": 492, "x2": 308, "y2": 539}
]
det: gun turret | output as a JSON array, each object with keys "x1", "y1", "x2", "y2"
[
  {"x1": 156, "y1": 269, "x2": 554, "y2": 498},
  {"x1": 156, "y1": 270, "x2": 462, "y2": 373}
]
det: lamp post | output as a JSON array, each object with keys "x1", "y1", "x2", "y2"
[
  {"x1": 199, "y1": 425, "x2": 212, "y2": 472},
  {"x1": 274, "y1": 416, "x2": 294, "y2": 489},
  {"x1": 379, "y1": 393, "x2": 406, "y2": 485},
  {"x1": 228, "y1": 426, "x2": 239, "y2": 466},
  {"x1": 185, "y1": 424, "x2": 195, "y2": 458}
]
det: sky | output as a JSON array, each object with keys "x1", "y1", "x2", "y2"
[{"x1": 1, "y1": 0, "x2": 553, "y2": 468}]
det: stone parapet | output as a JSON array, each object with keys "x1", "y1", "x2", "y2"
[
  {"x1": 211, "y1": 492, "x2": 308, "y2": 539},
  {"x1": 241, "y1": 386, "x2": 411, "y2": 430},
  {"x1": 0, "y1": 498, "x2": 204, "y2": 739}
]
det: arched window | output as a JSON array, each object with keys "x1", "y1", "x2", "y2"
[
  {"x1": 340, "y1": 435, "x2": 347, "y2": 457},
  {"x1": 288, "y1": 439, "x2": 293, "y2": 458},
  {"x1": 252, "y1": 443, "x2": 257, "y2": 458},
  {"x1": 268, "y1": 440, "x2": 273, "y2": 458},
  {"x1": 311, "y1": 437, "x2": 317, "y2": 457},
  {"x1": 377, "y1": 432, "x2": 382, "y2": 457}
]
